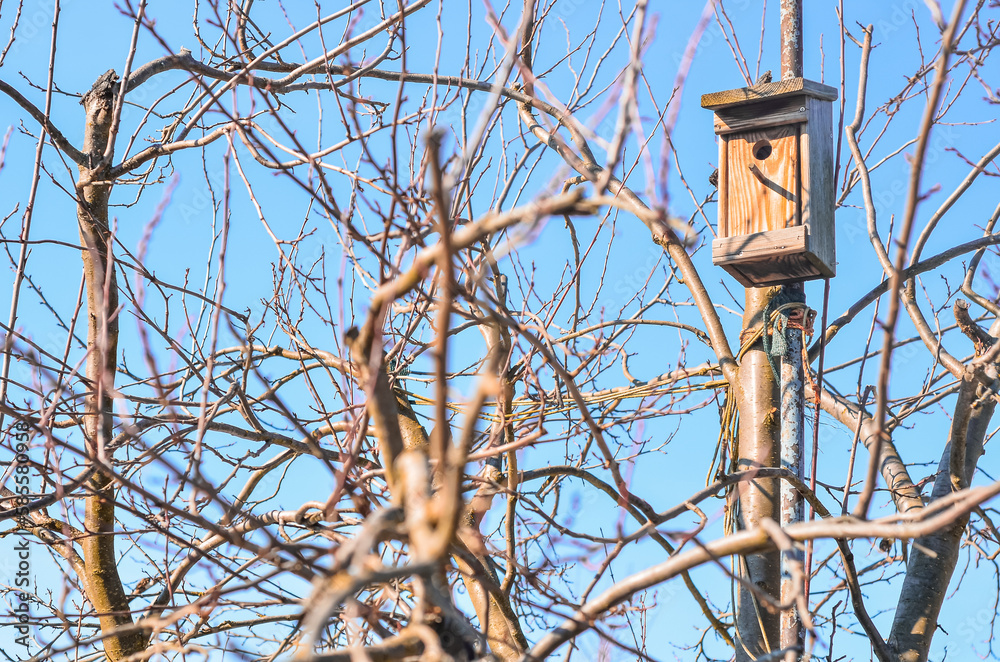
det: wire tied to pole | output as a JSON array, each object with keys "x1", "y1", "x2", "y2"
[{"x1": 762, "y1": 291, "x2": 813, "y2": 381}]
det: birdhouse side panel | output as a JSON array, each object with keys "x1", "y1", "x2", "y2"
[
  {"x1": 723, "y1": 126, "x2": 799, "y2": 237},
  {"x1": 716, "y1": 133, "x2": 731, "y2": 236},
  {"x1": 800, "y1": 97, "x2": 836, "y2": 277}
]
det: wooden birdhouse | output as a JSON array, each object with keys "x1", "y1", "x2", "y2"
[{"x1": 701, "y1": 77, "x2": 838, "y2": 287}]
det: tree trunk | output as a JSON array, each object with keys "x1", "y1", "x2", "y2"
[
  {"x1": 77, "y1": 69, "x2": 144, "y2": 660},
  {"x1": 888, "y1": 382, "x2": 995, "y2": 661},
  {"x1": 734, "y1": 287, "x2": 782, "y2": 660}
]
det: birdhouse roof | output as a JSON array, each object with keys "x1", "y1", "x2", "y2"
[{"x1": 701, "y1": 77, "x2": 837, "y2": 111}]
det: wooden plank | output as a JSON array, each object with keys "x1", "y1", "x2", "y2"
[
  {"x1": 715, "y1": 108, "x2": 807, "y2": 134},
  {"x1": 718, "y1": 134, "x2": 729, "y2": 236},
  {"x1": 714, "y1": 96, "x2": 808, "y2": 134},
  {"x1": 712, "y1": 226, "x2": 834, "y2": 286},
  {"x1": 800, "y1": 97, "x2": 836, "y2": 277},
  {"x1": 713, "y1": 226, "x2": 808, "y2": 262},
  {"x1": 724, "y1": 255, "x2": 826, "y2": 287},
  {"x1": 701, "y1": 77, "x2": 838, "y2": 110},
  {"x1": 723, "y1": 125, "x2": 798, "y2": 237}
]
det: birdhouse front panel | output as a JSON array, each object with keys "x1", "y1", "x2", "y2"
[
  {"x1": 702, "y1": 78, "x2": 838, "y2": 287},
  {"x1": 722, "y1": 125, "x2": 799, "y2": 237}
]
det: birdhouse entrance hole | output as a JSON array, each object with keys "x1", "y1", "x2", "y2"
[{"x1": 752, "y1": 140, "x2": 772, "y2": 160}]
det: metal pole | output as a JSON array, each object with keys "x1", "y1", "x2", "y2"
[
  {"x1": 779, "y1": 300, "x2": 805, "y2": 658},
  {"x1": 779, "y1": 1, "x2": 805, "y2": 659},
  {"x1": 780, "y1": 0, "x2": 803, "y2": 80}
]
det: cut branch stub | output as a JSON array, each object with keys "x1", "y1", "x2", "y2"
[
  {"x1": 344, "y1": 326, "x2": 409, "y2": 493},
  {"x1": 954, "y1": 299, "x2": 995, "y2": 357}
]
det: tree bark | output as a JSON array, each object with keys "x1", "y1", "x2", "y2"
[
  {"x1": 888, "y1": 382, "x2": 995, "y2": 661},
  {"x1": 815, "y1": 387, "x2": 924, "y2": 515},
  {"x1": 76, "y1": 70, "x2": 145, "y2": 660},
  {"x1": 734, "y1": 287, "x2": 782, "y2": 660}
]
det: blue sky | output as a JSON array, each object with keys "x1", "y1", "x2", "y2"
[{"x1": 2, "y1": 1, "x2": 999, "y2": 660}]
